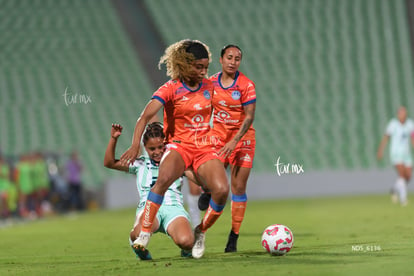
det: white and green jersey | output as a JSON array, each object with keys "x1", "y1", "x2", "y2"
[
  {"x1": 129, "y1": 156, "x2": 184, "y2": 209},
  {"x1": 385, "y1": 118, "x2": 414, "y2": 155}
]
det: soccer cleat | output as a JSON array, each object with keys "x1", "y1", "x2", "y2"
[
  {"x1": 180, "y1": 249, "x2": 192, "y2": 258},
  {"x1": 133, "y1": 232, "x2": 151, "y2": 251},
  {"x1": 390, "y1": 188, "x2": 398, "y2": 204},
  {"x1": 192, "y1": 226, "x2": 206, "y2": 259},
  {"x1": 132, "y1": 245, "x2": 153, "y2": 261},
  {"x1": 198, "y1": 192, "x2": 211, "y2": 211},
  {"x1": 224, "y1": 230, "x2": 239, "y2": 253},
  {"x1": 391, "y1": 193, "x2": 398, "y2": 204}
]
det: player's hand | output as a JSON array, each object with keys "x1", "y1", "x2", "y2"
[
  {"x1": 120, "y1": 146, "x2": 140, "y2": 166},
  {"x1": 218, "y1": 139, "x2": 238, "y2": 158},
  {"x1": 111, "y1": 123, "x2": 123, "y2": 139}
]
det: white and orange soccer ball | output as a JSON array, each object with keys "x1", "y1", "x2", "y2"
[{"x1": 261, "y1": 224, "x2": 294, "y2": 255}]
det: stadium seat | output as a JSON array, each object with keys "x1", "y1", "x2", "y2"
[
  {"x1": 0, "y1": 0, "x2": 153, "y2": 187},
  {"x1": 144, "y1": 0, "x2": 414, "y2": 172},
  {"x1": 2, "y1": 0, "x2": 414, "y2": 190}
]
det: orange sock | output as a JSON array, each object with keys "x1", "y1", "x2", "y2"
[
  {"x1": 231, "y1": 201, "x2": 247, "y2": 234},
  {"x1": 199, "y1": 205, "x2": 224, "y2": 232},
  {"x1": 141, "y1": 200, "x2": 161, "y2": 233}
]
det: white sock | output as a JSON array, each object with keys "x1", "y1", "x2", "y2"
[
  {"x1": 395, "y1": 178, "x2": 407, "y2": 204},
  {"x1": 187, "y1": 194, "x2": 200, "y2": 227},
  {"x1": 129, "y1": 237, "x2": 133, "y2": 246}
]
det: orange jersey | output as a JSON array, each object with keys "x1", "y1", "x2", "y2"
[
  {"x1": 210, "y1": 71, "x2": 256, "y2": 142},
  {"x1": 152, "y1": 78, "x2": 214, "y2": 146}
]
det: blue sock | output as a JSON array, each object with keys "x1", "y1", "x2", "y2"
[
  {"x1": 147, "y1": 191, "x2": 164, "y2": 205},
  {"x1": 209, "y1": 199, "x2": 225, "y2": 212}
]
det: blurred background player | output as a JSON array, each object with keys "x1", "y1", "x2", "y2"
[
  {"x1": 377, "y1": 106, "x2": 414, "y2": 206},
  {"x1": 120, "y1": 39, "x2": 229, "y2": 259},
  {"x1": 33, "y1": 152, "x2": 51, "y2": 216},
  {"x1": 200, "y1": 45, "x2": 256, "y2": 252},
  {"x1": 0, "y1": 153, "x2": 12, "y2": 218},
  {"x1": 65, "y1": 151, "x2": 84, "y2": 211},
  {"x1": 104, "y1": 123, "x2": 194, "y2": 260},
  {"x1": 16, "y1": 154, "x2": 35, "y2": 218}
]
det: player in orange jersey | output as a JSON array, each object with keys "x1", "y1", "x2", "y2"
[
  {"x1": 120, "y1": 40, "x2": 229, "y2": 259},
  {"x1": 201, "y1": 45, "x2": 256, "y2": 253}
]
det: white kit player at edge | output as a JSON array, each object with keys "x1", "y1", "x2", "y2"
[{"x1": 377, "y1": 106, "x2": 414, "y2": 206}]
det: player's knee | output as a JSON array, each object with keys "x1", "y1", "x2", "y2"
[
  {"x1": 232, "y1": 181, "x2": 247, "y2": 195},
  {"x1": 212, "y1": 182, "x2": 229, "y2": 202},
  {"x1": 175, "y1": 234, "x2": 194, "y2": 250}
]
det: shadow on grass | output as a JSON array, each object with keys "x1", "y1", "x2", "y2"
[{"x1": 145, "y1": 250, "x2": 367, "y2": 266}]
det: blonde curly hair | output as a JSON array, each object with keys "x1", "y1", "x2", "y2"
[{"x1": 158, "y1": 39, "x2": 212, "y2": 80}]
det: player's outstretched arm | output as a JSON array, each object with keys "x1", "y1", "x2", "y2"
[
  {"x1": 120, "y1": 99, "x2": 163, "y2": 165},
  {"x1": 377, "y1": 134, "x2": 389, "y2": 160},
  {"x1": 411, "y1": 132, "x2": 414, "y2": 148},
  {"x1": 104, "y1": 124, "x2": 129, "y2": 172}
]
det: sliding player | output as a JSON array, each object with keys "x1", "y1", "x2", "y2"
[{"x1": 104, "y1": 123, "x2": 194, "y2": 260}]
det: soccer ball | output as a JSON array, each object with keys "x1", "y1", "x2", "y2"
[{"x1": 261, "y1": 224, "x2": 294, "y2": 255}]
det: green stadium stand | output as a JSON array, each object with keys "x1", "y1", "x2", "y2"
[
  {"x1": 0, "y1": 0, "x2": 154, "y2": 187},
  {"x1": 145, "y1": 0, "x2": 414, "y2": 172},
  {"x1": 2, "y1": 0, "x2": 414, "y2": 191}
]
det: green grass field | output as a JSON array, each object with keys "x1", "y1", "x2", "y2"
[{"x1": 1, "y1": 194, "x2": 413, "y2": 275}]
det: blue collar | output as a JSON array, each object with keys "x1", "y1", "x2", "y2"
[
  {"x1": 218, "y1": 71, "x2": 239, "y2": 89},
  {"x1": 181, "y1": 80, "x2": 202, "y2": 92}
]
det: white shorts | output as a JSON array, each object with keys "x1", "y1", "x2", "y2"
[
  {"x1": 134, "y1": 204, "x2": 190, "y2": 236},
  {"x1": 390, "y1": 151, "x2": 413, "y2": 167}
]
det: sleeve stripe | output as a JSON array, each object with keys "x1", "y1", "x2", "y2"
[
  {"x1": 242, "y1": 99, "x2": 256, "y2": 106},
  {"x1": 152, "y1": 95, "x2": 165, "y2": 105}
]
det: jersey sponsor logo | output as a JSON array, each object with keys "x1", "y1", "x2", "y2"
[
  {"x1": 192, "y1": 114, "x2": 204, "y2": 123},
  {"x1": 184, "y1": 114, "x2": 209, "y2": 128},
  {"x1": 219, "y1": 100, "x2": 227, "y2": 107},
  {"x1": 232, "y1": 90, "x2": 241, "y2": 100},
  {"x1": 215, "y1": 110, "x2": 239, "y2": 124},
  {"x1": 240, "y1": 153, "x2": 251, "y2": 162},
  {"x1": 216, "y1": 110, "x2": 230, "y2": 119},
  {"x1": 203, "y1": 90, "x2": 211, "y2": 99}
]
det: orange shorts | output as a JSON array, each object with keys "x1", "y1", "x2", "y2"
[
  {"x1": 165, "y1": 142, "x2": 219, "y2": 173},
  {"x1": 215, "y1": 139, "x2": 256, "y2": 168}
]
